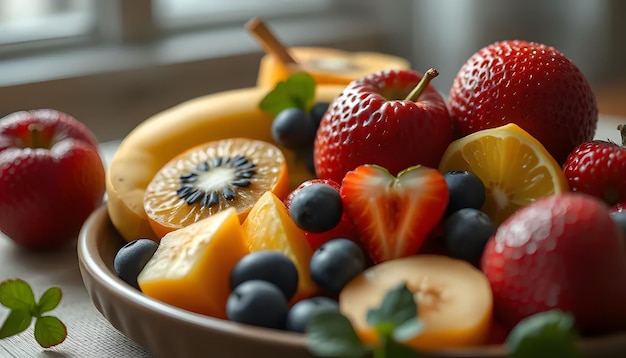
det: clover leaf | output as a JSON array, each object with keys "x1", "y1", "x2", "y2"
[{"x1": 0, "y1": 279, "x2": 66, "y2": 348}]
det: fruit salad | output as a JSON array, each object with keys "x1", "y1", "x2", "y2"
[{"x1": 108, "y1": 37, "x2": 626, "y2": 357}]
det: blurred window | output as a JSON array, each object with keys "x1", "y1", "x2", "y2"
[
  {"x1": 0, "y1": 0, "x2": 358, "y2": 86},
  {"x1": 154, "y1": 0, "x2": 334, "y2": 28},
  {"x1": 0, "y1": 0, "x2": 338, "y2": 48},
  {"x1": 0, "y1": 0, "x2": 94, "y2": 45}
]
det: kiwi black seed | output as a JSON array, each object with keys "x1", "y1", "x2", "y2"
[{"x1": 176, "y1": 154, "x2": 256, "y2": 207}]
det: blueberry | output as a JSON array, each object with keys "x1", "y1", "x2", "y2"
[
  {"x1": 610, "y1": 210, "x2": 626, "y2": 235},
  {"x1": 271, "y1": 108, "x2": 317, "y2": 150},
  {"x1": 289, "y1": 183, "x2": 342, "y2": 233},
  {"x1": 230, "y1": 250, "x2": 299, "y2": 300},
  {"x1": 310, "y1": 102, "x2": 330, "y2": 129},
  {"x1": 286, "y1": 296, "x2": 339, "y2": 333},
  {"x1": 113, "y1": 238, "x2": 159, "y2": 290},
  {"x1": 443, "y1": 208, "x2": 494, "y2": 266},
  {"x1": 309, "y1": 238, "x2": 366, "y2": 294},
  {"x1": 226, "y1": 280, "x2": 288, "y2": 329},
  {"x1": 443, "y1": 170, "x2": 486, "y2": 216}
]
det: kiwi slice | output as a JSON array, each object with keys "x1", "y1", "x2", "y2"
[{"x1": 143, "y1": 138, "x2": 289, "y2": 238}]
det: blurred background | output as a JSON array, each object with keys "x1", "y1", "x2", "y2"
[{"x1": 1, "y1": 0, "x2": 625, "y2": 142}]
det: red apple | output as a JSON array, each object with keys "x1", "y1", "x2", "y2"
[
  {"x1": 314, "y1": 68, "x2": 454, "y2": 184},
  {"x1": 0, "y1": 109, "x2": 106, "y2": 250}
]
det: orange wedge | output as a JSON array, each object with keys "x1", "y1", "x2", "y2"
[
  {"x1": 242, "y1": 191, "x2": 319, "y2": 303},
  {"x1": 143, "y1": 138, "x2": 289, "y2": 238},
  {"x1": 438, "y1": 123, "x2": 569, "y2": 226}
]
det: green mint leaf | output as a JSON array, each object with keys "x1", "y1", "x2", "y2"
[
  {"x1": 0, "y1": 308, "x2": 32, "y2": 338},
  {"x1": 35, "y1": 287, "x2": 62, "y2": 316},
  {"x1": 259, "y1": 72, "x2": 316, "y2": 115},
  {"x1": 34, "y1": 315, "x2": 67, "y2": 348},
  {"x1": 380, "y1": 338, "x2": 422, "y2": 358},
  {"x1": 307, "y1": 311, "x2": 370, "y2": 357},
  {"x1": 366, "y1": 282, "x2": 417, "y2": 338},
  {"x1": 506, "y1": 310, "x2": 582, "y2": 358},
  {"x1": 392, "y1": 317, "x2": 424, "y2": 343},
  {"x1": 0, "y1": 279, "x2": 36, "y2": 311}
]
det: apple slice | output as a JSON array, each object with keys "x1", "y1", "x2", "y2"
[{"x1": 339, "y1": 255, "x2": 493, "y2": 350}]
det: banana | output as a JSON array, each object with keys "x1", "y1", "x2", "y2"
[{"x1": 106, "y1": 85, "x2": 345, "y2": 242}]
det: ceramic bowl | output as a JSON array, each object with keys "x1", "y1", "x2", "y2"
[
  {"x1": 78, "y1": 116, "x2": 626, "y2": 358},
  {"x1": 78, "y1": 204, "x2": 626, "y2": 358}
]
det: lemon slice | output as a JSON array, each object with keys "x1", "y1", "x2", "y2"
[{"x1": 438, "y1": 123, "x2": 569, "y2": 226}]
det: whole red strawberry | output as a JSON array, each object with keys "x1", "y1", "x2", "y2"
[
  {"x1": 284, "y1": 178, "x2": 360, "y2": 250},
  {"x1": 340, "y1": 164, "x2": 448, "y2": 263},
  {"x1": 448, "y1": 40, "x2": 597, "y2": 164},
  {"x1": 481, "y1": 193, "x2": 626, "y2": 334},
  {"x1": 314, "y1": 68, "x2": 453, "y2": 184},
  {"x1": 0, "y1": 109, "x2": 106, "y2": 250},
  {"x1": 563, "y1": 125, "x2": 626, "y2": 207}
]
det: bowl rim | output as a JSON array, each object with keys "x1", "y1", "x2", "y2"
[
  {"x1": 77, "y1": 205, "x2": 310, "y2": 349},
  {"x1": 78, "y1": 204, "x2": 626, "y2": 357}
]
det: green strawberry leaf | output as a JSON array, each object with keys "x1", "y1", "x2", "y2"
[
  {"x1": 506, "y1": 310, "x2": 582, "y2": 358},
  {"x1": 35, "y1": 287, "x2": 62, "y2": 316},
  {"x1": 0, "y1": 308, "x2": 32, "y2": 338},
  {"x1": 34, "y1": 316, "x2": 66, "y2": 348},
  {"x1": 366, "y1": 282, "x2": 418, "y2": 338},
  {"x1": 307, "y1": 311, "x2": 370, "y2": 357},
  {"x1": 259, "y1": 72, "x2": 316, "y2": 115},
  {"x1": 0, "y1": 279, "x2": 36, "y2": 311}
]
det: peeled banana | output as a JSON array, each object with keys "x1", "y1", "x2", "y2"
[{"x1": 106, "y1": 85, "x2": 345, "y2": 242}]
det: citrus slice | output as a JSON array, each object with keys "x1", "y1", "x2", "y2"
[
  {"x1": 143, "y1": 138, "x2": 289, "y2": 238},
  {"x1": 438, "y1": 123, "x2": 569, "y2": 226},
  {"x1": 242, "y1": 191, "x2": 319, "y2": 303}
]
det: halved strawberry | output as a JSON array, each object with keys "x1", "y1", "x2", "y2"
[{"x1": 340, "y1": 164, "x2": 448, "y2": 263}]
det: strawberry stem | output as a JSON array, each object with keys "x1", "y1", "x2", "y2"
[
  {"x1": 619, "y1": 124, "x2": 626, "y2": 146},
  {"x1": 404, "y1": 68, "x2": 439, "y2": 102}
]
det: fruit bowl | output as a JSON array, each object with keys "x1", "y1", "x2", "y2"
[
  {"x1": 79, "y1": 202, "x2": 626, "y2": 358},
  {"x1": 78, "y1": 115, "x2": 626, "y2": 358}
]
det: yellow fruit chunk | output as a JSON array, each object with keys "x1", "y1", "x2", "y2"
[
  {"x1": 242, "y1": 191, "x2": 318, "y2": 302},
  {"x1": 340, "y1": 255, "x2": 493, "y2": 350},
  {"x1": 137, "y1": 207, "x2": 248, "y2": 319},
  {"x1": 438, "y1": 123, "x2": 569, "y2": 226},
  {"x1": 143, "y1": 138, "x2": 289, "y2": 238},
  {"x1": 256, "y1": 47, "x2": 411, "y2": 87}
]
